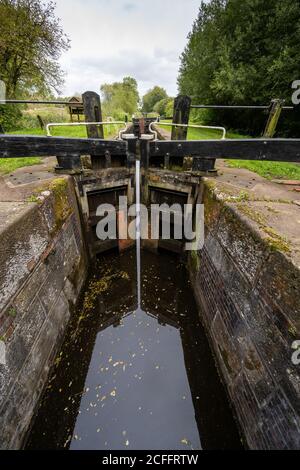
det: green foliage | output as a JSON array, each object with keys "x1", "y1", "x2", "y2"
[
  {"x1": 165, "y1": 99, "x2": 174, "y2": 117},
  {"x1": 0, "y1": 0, "x2": 70, "y2": 98},
  {"x1": 8, "y1": 307, "x2": 17, "y2": 318},
  {"x1": 153, "y1": 97, "x2": 174, "y2": 117},
  {"x1": 142, "y1": 86, "x2": 168, "y2": 113},
  {"x1": 20, "y1": 105, "x2": 70, "y2": 129},
  {"x1": 178, "y1": 0, "x2": 300, "y2": 136},
  {"x1": 0, "y1": 104, "x2": 22, "y2": 131},
  {"x1": 101, "y1": 76, "x2": 139, "y2": 118}
]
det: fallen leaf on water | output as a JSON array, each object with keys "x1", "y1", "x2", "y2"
[{"x1": 181, "y1": 438, "x2": 191, "y2": 446}]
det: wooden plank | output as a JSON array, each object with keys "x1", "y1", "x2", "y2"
[
  {"x1": 0, "y1": 135, "x2": 127, "y2": 158},
  {"x1": 149, "y1": 139, "x2": 300, "y2": 163}
]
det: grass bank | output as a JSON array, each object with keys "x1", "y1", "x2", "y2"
[
  {"x1": 158, "y1": 122, "x2": 300, "y2": 180},
  {"x1": 0, "y1": 124, "x2": 123, "y2": 174}
]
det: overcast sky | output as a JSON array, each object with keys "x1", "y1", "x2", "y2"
[{"x1": 54, "y1": 0, "x2": 201, "y2": 98}]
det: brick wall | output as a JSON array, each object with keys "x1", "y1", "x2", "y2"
[
  {"x1": 189, "y1": 181, "x2": 300, "y2": 449},
  {"x1": 0, "y1": 177, "x2": 87, "y2": 449}
]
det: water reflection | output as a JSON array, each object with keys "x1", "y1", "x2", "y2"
[
  {"x1": 26, "y1": 250, "x2": 242, "y2": 450},
  {"x1": 70, "y1": 308, "x2": 200, "y2": 450}
]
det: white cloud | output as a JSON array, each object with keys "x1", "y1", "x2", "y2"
[{"x1": 55, "y1": 0, "x2": 200, "y2": 97}]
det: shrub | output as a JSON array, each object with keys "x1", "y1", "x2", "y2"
[{"x1": 0, "y1": 105, "x2": 22, "y2": 131}]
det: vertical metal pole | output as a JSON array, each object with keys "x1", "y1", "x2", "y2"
[
  {"x1": 135, "y1": 158, "x2": 141, "y2": 310},
  {"x1": 82, "y1": 91, "x2": 104, "y2": 169},
  {"x1": 140, "y1": 139, "x2": 149, "y2": 205},
  {"x1": 263, "y1": 99, "x2": 284, "y2": 138}
]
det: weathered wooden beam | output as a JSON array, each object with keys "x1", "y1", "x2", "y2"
[
  {"x1": 0, "y1": 135, "x2": 127, "y2": 158},
  {"x1": 83, "y1": 91, "x2": 105, "y2": 170},
  {"x1": 171, "y1": 95, "x2": 191, "y2": 141},
  {"x1": 149, "y1": 139, "x2": 300, "y2": 163},
  {"x1": 82, "y1": 91, "x2": 104, "y2": 139}
]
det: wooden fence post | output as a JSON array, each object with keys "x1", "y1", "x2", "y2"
[
  {"x1": 171, "y1": 95, "x2": 191, "y2": 141},
  {"x1": 263, "y1": 99, "x2": 284, "y2": 138},
  {"x1": 82, "y1": 91, "x2": 104, "y2": 169},
  {"x1": 169, "y1": 95, "x2": 191, "y2": 169}
]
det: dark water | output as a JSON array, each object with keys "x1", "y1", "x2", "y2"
[{"x1": 26, "y1": 250, "x2": 242, "y2": 450}]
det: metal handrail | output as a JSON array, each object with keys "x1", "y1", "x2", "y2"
[
  {"x1": 0, "y1": 99, "x2": 82, "y2": 105},
  {"x1": 46, "y1": 121, "x2": 126, "y2": 137},
  {"x1": 149, "y1": 120, "x2": 227, "y2": 141},
  {"x1": 190, "y1": 104, "x2": 294, "y2": 110}
]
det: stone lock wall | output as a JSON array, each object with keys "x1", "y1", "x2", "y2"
[
  {"x1": 189, "y1": 180, "x2": 300, "y2": 449},
  {"x1": 0, "y1": 177, "x2": 87, "y2": 449}
]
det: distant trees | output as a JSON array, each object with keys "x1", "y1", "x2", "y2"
[
  {"x1": 142, "y1": 86, "x2": 168, "y2": 113},
  {"x1": 178, "y1": 0, "x2": 300, "y2": 136},
  {"x1": 0, "y1": 0, "x2": 70, "y2": 98},
  {"x1": 100, "y1": 80, "x2": 173, "y2": 119},
  {"x1": 153, "y1": 97, "x2": 174, "y2": 117},
  {"x1": 100, "y1": 76, "x2": 139, "y2": 118}
]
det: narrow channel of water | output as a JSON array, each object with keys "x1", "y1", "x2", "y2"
[{"x1": 26, "y1": 248, "x2": 242, "y2": 450}]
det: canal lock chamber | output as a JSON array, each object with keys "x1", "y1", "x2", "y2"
[
  {"x1": 25, "y1": 157, "x2": 242, "y2": 450},
  {"x1": 1, "y1": 149, "x2": 299, "y2": 450}
]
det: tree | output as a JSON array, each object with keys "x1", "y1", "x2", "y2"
[
  {"x1": 178, "y1": 0, "x2": 300, "y2": 136},
  {"x1": 0, "y1": 0, "x2": 70, "y2": 98},
  {"x1": 142, "y1": 86, "x2": 168, "y2": 113},
  {"x1": 153, "y1": 97, "x2": 174, "y2": 117},
  {"x1": 100, "y1": 76, "x2": 139, "y2": 117}
]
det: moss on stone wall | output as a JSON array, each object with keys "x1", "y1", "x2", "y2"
[
  {"x1": 190, "y1": 250, "x2": 200, "y2": 273},
  {"x1": 49, "y1": 178, "x2": 73, "y2": 233},
  {"x1": 203, "y1": 179, "x2": 292, "y2": 256}
]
